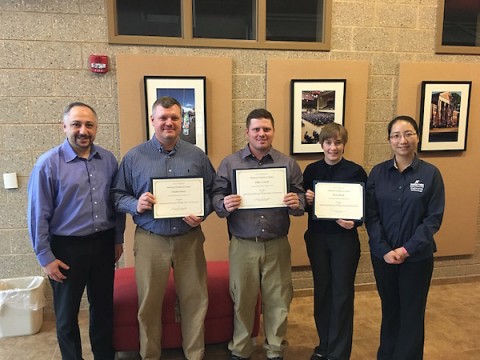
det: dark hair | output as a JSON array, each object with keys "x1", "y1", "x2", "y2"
[
  {"x1": 387, "y1": 115, "x2": 420, "y2": 137},
  {"x1": 318, "y1": 122, "x2": 348, "y2": 145},
  {"x1": 246, "y1": 108, "x2": 275, "y2": 128},
  {"x1": 62, "y1": 102, "x2": 97, "y2": 123},
  {"x1": 152, "y1": 96, "x2": 182, "y2": 115}
]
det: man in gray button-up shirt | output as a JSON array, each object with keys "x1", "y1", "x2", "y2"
[{"x1": 213, "y1": 108, "x2": 305, "y2": 360}]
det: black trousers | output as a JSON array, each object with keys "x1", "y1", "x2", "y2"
[
  {"x1": 305, "y1": 230, "x2": 360, "y2": 360},
  {"x1": 50, "y1": 229, "x2": 115, "y2": 360},
  {"x1": 371, "y1": 255, "x2": 433, "y2": 360}
]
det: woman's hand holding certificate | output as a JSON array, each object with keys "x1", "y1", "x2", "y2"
[{"x1": 313, "y1": 182, "x2": 364, "y2": 221}]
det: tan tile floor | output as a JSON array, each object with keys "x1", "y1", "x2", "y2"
[{"x1": 1, "y1": 281, "x2": 479, "y2": 360}]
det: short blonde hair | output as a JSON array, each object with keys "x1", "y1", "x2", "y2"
[{"x1": 318, "y1": 122, "x2": 348, "y2": 145}]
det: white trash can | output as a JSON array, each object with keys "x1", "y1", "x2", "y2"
[{"x1": 0, "y1": 276, "x2": 46, "y2": 338}]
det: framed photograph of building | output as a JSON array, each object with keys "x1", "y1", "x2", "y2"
[
  {"x1": 144, "y1": 76, "x2": 207, "y2": 153},
  {"x1": 290, "y1": 79, "x2": 346, "y2": 154},
  {"x1": 419, "y1": 81, "x2": 471, "y2": 151}
]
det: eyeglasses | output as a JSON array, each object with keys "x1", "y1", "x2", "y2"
[{"x1": 389, "y1": 132, "x2": 417, "y2": 140}]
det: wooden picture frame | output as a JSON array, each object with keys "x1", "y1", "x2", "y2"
[{"x1": 435, "y1": 0, "x2": 480, "y2": 55}]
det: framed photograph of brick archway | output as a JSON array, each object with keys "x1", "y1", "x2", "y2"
[
  {"x1": 290, "y1": 79, "x2": 346, "y2": 154},
  {"x1": 419, "y1": 81, "x2": 471, "y2": 152},
  {"x1": 144, "y1": 76, "x2": 207, "y2": 153}
]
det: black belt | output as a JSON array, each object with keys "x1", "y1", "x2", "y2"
[
  {"x1": 52, "y1": 228, "x2": 114, "y2": 241},
  {"x1": 138, "y1": 226, "x2": 198, "y2": 237},
  {"x1": 235, "y1": 236, "x2": 273, "y2": 242}
]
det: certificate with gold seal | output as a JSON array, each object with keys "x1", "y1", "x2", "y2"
[
  {"x1": 151, "y1": 177, "x2": 204, "y2": 219},
  {"x1": 234, "y1": 167, "x2": 287, "y2": 209},
  {"x1": 313, "y1": 181, "x2": 364, "y2": 221}
]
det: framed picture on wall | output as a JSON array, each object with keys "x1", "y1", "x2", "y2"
[
  {"x1": 144, "y1": 76, "x2": 207, "y2": 153},
  {"x1": 290, "y1": 79, "x2": 346, "y2": 154},
  {"x1": 419, "y1": 81, "x2": 471, "y2": 151}
]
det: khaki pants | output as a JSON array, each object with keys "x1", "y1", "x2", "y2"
[
  {"x1": 134, "y1": 227, "x2": 208, "y2": 360},
  {"x1": 228, "y1": 236, "x2": 293, "y2": 359}
]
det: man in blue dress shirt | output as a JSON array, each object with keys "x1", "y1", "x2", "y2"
[
  {"x1": 28, "y1": 102, "x2": 125, "y2": 360},
  {"x1": 112, "y1": 96, "x2": 215, "y2": 360}
]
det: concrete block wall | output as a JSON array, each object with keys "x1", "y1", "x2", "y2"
[{"x1": 0, "y1": 0, "x2": 479, "y2": 305}]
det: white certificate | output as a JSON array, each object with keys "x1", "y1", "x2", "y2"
[
  {"x1": 313, "y1": 182, "x2": 364, "y2": 221},
  {"x1": 152, "y1": 177, "x2": 204, "y2": 219},
  {"x1": 235, "y1": 167, "x2": 287, "y2": 209}
]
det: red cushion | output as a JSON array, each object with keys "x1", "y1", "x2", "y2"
[
  {"x1": 113, "y1": 261, "x2": 260, "y2": 351},
  {"x1": 112, "y1": 267, "x2": 140, "y2": 351}
]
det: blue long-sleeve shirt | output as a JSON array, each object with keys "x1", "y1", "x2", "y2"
[
  {"x1": 27, "y1": 139, "x2": 126, "y2": 267},
  {"x1": 365, "y1": 156, "x2": 445, "y2": 261},
  {"x1": 112, "y1": 137, "x2": 215, "y2": 235}
]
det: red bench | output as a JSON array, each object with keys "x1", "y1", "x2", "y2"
[{"x1": 113, "y1": 261, "x2": 261, "y2": 351}]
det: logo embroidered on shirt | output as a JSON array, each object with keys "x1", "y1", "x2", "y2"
[{"x1": 410, "y1": 179, "x2": 424, "y2": 193}]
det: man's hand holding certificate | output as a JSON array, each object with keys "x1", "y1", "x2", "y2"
[
  {"x1": 151, "y1": 177, "x2": 204, "y2": 219},
  {"x1": 234, "y1": 167, "x2": 288, "y2": 209}
]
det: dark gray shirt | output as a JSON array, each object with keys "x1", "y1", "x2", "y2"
[{"x1": 213, "y1": 145, "x2": 305, "y2": 239}]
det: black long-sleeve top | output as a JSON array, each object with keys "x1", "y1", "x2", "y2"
[{"x1": 303, "y1": 157, "x2": 368, "y2": 235}]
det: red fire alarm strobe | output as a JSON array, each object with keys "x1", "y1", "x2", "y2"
[{"x1": 89, "y1": 54, "x2": 109, "y2": 73}]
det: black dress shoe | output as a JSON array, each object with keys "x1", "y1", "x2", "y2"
[
  {"x1": 230, "y1": 355, "x2": 249, "y2": 360},
  {"x1": 310, "y1": 354, "x2": 327, "y2": 360}
]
